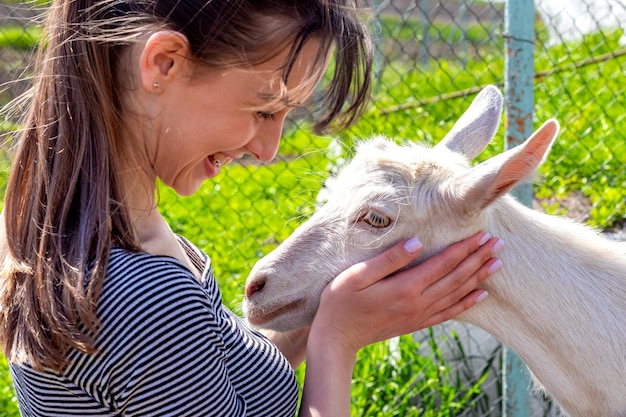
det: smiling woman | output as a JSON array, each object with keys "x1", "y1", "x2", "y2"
[
  {"x1": 0, "y1": 1, "x2": 372, "y2": 416},
  {"x1": 135, "y1": 36, "x2": 326, "y2": 197}
]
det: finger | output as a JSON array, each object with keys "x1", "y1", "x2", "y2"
[
  {"x1": 422, "y1": 237, "x2": 503, "y2": 300},
  {"x1": 420, "y1": 289, "x2": 489, "y2": 329},
  {"x1": 426, "y1": 255, "x2": 501, "y2": 313},
  {"x1": 338, "y1": 236, "x2": 423, "y2": 290},
  {"x1": 407, "y1": 231, "x2": 492, "y2": 290}
]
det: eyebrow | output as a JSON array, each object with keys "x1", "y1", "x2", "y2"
[{"x1": 255, "y1": 92, "x2": 306, "y2": 110}]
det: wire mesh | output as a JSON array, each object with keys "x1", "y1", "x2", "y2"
[{"x1": 2, "y1": 1, "x2": 625, "y2": 416}]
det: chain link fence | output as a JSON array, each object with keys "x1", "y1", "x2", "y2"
[{"x1": 2, "y1": 1, "x2": 626, "y2": 415}]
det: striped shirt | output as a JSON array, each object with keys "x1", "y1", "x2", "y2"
[{"x1": 10, "y1": 238, "x2": 299, "y2": 416}]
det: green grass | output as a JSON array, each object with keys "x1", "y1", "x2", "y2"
[
  {"x1": 0, "y1": 25, "x2": 41, "y2": 51},
  {"x1": 533, "y1": 30, "x2": 626, "y2": 227},
  {"x1": 0, "y1": 12, "x2": 625, "y2": 415},
  {"x1": 349, "y1": 333, "x2": 495, "y2": 415},
  {"x1": 378, "y1": 14, "x2": 501, "y2": 46},
  {"x1": 0, "y1": 358, "x2": 18, "y2": 417}
]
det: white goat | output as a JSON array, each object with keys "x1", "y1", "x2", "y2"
[{"x1": 243, "y1": 86, "x2": 626, "y2": 417}]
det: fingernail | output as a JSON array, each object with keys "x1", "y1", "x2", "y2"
[
  {"x1": 488, "y1": 258, "x2": 503, "y2": 274},
  {"x1": 479, "y1": 232, "x2": 491, "y2": 246},
  {"x1": 476, "y1": 291, "x2": 489, "y2": 302},
  {"x1": 403, "y1": 237, "x2": 422, "y2": 254},
  {"x1": 492, "y1": 239, "x2": 505, "y2": 254}
]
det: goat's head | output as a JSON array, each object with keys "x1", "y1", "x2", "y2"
[{"x1": 243, "y1": 85, "x2": 560, "y2": 331}]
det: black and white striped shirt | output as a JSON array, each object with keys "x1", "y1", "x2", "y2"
[{"x1": 10, "y1": 238, "x2": 298, "y2": 416}]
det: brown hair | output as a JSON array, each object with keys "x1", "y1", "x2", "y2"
[{"x1": 1, "y1": 0, "x2": 372, "y2": 371}]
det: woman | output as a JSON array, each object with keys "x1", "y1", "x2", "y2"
[{"x1": 0, "y1": 0, "x2": 502, "y2": 415}]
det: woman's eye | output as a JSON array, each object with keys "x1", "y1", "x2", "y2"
[
  {"x1": 361, "y1": 210, "x2": 391, "y2": 228},
  {"x1": 256, "y1": 111, "x2": 276, "y2": 121}
]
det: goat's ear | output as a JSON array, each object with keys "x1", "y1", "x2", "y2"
[
  {"x1": 459, "y1": 119, "x2": 560, "y2": 212},
  {"x1": 436, "y1": 85, "x2": 503, "y2": 160}
]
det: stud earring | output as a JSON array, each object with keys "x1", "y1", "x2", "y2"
[{"x1": 152, "y1": 82, "x2": 160, "y2": 89}]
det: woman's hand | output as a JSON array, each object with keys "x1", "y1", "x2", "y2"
[
  {"x1": 314, "y1": 231, "x2": 501, "y2": 352},
  {"x1": 298, "y1": 231, "x2": 503, "y2": 417}
]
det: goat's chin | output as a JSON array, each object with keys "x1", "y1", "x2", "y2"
[{"x1": 245, "y1": 299, "x2": 316, "y2": 332}]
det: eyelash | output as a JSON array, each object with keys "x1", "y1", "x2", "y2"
[
  {"x1": 357, "y1": 210, "x2": 392, "y2": 229},
  {"x1": 256, "y1": 111, "x2": 276, "y2": 121}
]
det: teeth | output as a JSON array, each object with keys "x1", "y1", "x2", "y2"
[{"x1": 213, "y1": 153, "x2": 233, "y2": 169}]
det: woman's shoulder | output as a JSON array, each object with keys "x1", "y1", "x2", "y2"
[
  {"x1": 106, "y1": 246, "x2": 199, "y2": 279},
  {"x1": 104, "y1": 247, "x2": 201, "y2": 293},
  {"x1": 98, "y1": 248, "x2": 219, "y2": 330},
  {"x1": 86, "y1": 247, "x2": 229, "y2": 371}
]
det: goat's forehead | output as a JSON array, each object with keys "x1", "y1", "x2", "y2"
[
  {"x1": 356, "y1": 138, "x2": 430, "y2": 157},
  {"x1": 319, "y1": 141, "x2": 470, "y2": 215},
  {"x1": 346, "y1": 140, "x2": 468, "y2": 178}
]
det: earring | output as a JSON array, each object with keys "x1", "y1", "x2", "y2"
[{"x1": 152, "y1": 82, "x2": 160, "y2": 90}]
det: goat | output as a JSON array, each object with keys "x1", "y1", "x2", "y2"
[{"x1": 242, "y1": 85, "x2": 626, "y2": 417}]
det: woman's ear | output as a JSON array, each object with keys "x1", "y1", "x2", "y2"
[{"x1": 138, "y1": 30, "x2": 191, "y2": 93}]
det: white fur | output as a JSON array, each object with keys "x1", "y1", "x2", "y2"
[{"x1": 243, "y1": 86, "x2": 626, "y2": 417}]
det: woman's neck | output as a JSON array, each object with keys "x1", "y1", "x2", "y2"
[
  {"x1": 133, "y1": 206, "x2": 202, "y2": 280},
  {"x1": 120, "y1": 161, "x2": 202, "y2": 279}
]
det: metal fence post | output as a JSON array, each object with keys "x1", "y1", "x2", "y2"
[
  {"x1": 419, "y1": 0, "x2": 431, "y2": 69},
  {"x1": 371, "y1": 0, "x2": 383, "y2": 87},
  {"x1": 503, "y1": 0, "x2": 535, "y2": 415}
]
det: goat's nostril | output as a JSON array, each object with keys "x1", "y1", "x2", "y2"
[{"x1": 245, "y1": 278, "x2": 266, "y2": 298}]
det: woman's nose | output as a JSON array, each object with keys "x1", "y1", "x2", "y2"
[{"x1": 248, "y1": 119, "x2": 285, "y2": 162}]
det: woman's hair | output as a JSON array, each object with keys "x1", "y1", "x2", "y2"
[{"x1": 0, "y1": 0, "x2": 372, "y2": 371}]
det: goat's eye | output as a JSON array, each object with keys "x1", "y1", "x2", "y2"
[{"x1": 361, "y1": 210, "x2": 391, "y2": 228}]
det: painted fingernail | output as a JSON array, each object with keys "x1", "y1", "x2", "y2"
[
  {"x1": 488, "y1": 258, "x2": 503, "y2": 274},
  {"x1": 476, "y1": 291, "x2": 489, "y2": 302},
  {"x1": 479, "y1": 232, "x2": 491, "y2": 246},
  {"x1": 403, "y1": 237, "x2": 422, "y2": 254},
  {"x1": 492, "y1": 239, "x2": 505, "y2": 254}
]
